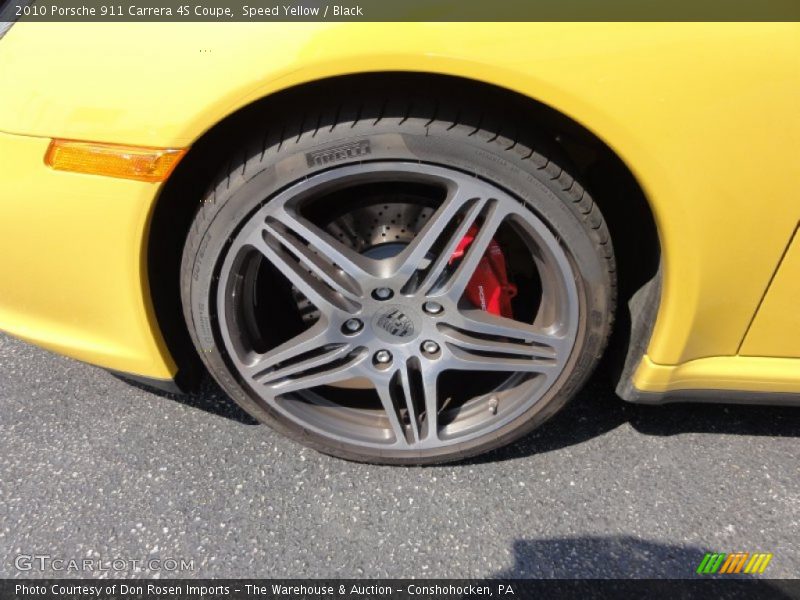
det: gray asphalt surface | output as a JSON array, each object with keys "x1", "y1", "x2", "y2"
[{"x1": 1, "y1": 332, "x2": 798, "y2": 579}]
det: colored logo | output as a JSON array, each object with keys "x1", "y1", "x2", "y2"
[{"x1": 696, "y1": 552, "x2": 773, "y2": 575}]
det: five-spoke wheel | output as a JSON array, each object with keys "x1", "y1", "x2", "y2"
[{"x1": 181, "y1": 96, "x2": 615, "y2": 464}]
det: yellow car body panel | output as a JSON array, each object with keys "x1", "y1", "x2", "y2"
[
  {"x1": 0, "y1": 23, "x2": 799, "y2": 392},
  {"x1": 740, "y1": 228, "x2": 800, "y2": 359},
  {"x1": 0, "y1": 132, "x2": 175, "y2": 377},
  {"x1": 635, "y1": 355, "x2": 800, "y2": 395}
]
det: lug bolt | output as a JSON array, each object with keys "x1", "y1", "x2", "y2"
[
  {"x1": 421, "y1": 340, "x2": 440, "y2": 355},
  {"x1": 342, "y1": 318, "x2": 363, "y2": 334},
  {"x1": 374, "y1": 350, "x2": 393, "y2": 365},
  {"x1": 372, "y1": 287, "x2": 394, "y2": 300},
  {"x1": 423, "y1": 301, "x2": 443, "y2": 315}
]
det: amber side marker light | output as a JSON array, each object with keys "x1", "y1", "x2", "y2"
[{"x1": 45, "y1": 139, "x2": 186, "y2": 182}]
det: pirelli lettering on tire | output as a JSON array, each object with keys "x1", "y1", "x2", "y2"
[{"x1": 306, "y1": 140, "x2": 371, "y2": 167}]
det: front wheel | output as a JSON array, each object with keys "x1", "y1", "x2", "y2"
[{"x1": 180, "y1": 97, "x2": 616, "y2": 464}]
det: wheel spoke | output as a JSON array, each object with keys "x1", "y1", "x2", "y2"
[
  {"x1": 375, "y1": 360, "x2": 440, "y2": 446},
  {"x1": 271, "y1": 206, "x2": 373, "y2": 281},
  {"x1": 437, "y1": 199, "x2": 508, "y2": 300},
  {"x1": 242, "y1": 321, "x2": 364, "y2": 394},
  {"x1": 256, "y1": 344, "x2": 353, "y2": 386},
  {"x1": 375, "y1": 381, "x2": 413, "y2": 447},
  {"x1": 415, "y1": 200, "x2": 488, "y2": 295},
  {"x1": 264, "y1": 217, "x2": 363, "y2": 302},
  {"x1": 261, "y1": 347, "x2": 367, "y2": 394},
  {"x1": 413, "y1": 365, "x2": 440, "y2": 442},
  {"x1": 393, "y1": 183, "x2": 486, "y2": 285},
  {"x1": 445, "y1": 344, "x2": 559, "y2": 375},
  {"x1": 453, "y1": 307, "x2": 566, "y2": 348},
  {"x1": 441, "y1": 309, "x2": 566, "y2": 376},
  {"x1": 246, "y1": 223, "x2": 359, "y2": 315},
  {"x1": 247, "y1": 204, "x2": 376, "y2": 313},
  {"x1": 438, "y1": 323, "x2": 558, "y2": 360},
  {"x1": 242, "y1": 321, "x2": 330, "y2": 378}
]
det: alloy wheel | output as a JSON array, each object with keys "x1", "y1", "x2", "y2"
[{"x1": 215, "y1": 162, "x2": 579, "y2": 451}]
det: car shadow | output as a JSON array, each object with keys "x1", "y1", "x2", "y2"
[
  {"x1": 486, "y1": 535, "x2": 790, "y2": 598},
  {"x1": 494, "y1": 535, "x2": 708, "y2": 578},
  {"x1": 115, "y1": 373, "x2": 258, "y2": 425},
  {"x1": 465, "y1": 370, "x2": 800, "y2": 465},
  {"x1": 122, "y1": 367, "x2": 800, "y2": 454}
]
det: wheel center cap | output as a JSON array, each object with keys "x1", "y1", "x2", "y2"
[{"x1": 371, "y1": 305, "x2": 419, "y2": 343}]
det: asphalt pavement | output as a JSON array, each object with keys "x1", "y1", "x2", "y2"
[{"x1": 1, "y1": 332, "x2": 798, "y2": 579}]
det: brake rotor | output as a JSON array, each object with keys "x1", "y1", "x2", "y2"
[
  {"x1": 326, "y1": 201, "x2": 433, "y2": 251},
  {"x1": 293, "y1": 202, "x2": 434, "y2": 325}
]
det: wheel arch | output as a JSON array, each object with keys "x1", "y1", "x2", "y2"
[{"x1": 148, "y1": 72, "x2": 661, "y2": 392}]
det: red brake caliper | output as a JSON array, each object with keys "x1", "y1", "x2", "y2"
[{"x1": 449, "y1": 225, "x2": 518, "y2": 318}]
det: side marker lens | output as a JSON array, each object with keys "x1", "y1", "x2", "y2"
[{"x1": 45, "y1": 140, "x2": 186, "y2": 182}]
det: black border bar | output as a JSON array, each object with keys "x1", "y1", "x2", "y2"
[
  {"x1": 2, "y1": 0, "x2": 800, "y2": 22},
  {"x1": 3, "y1": 579, "x2": 800, "y2": 600}
]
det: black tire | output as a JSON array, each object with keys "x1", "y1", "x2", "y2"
[{"x1": 180, "y1": 91, "x2": 616, "y2": 465}]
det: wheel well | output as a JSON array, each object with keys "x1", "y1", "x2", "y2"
[{"x1": 149, "y1": 72, "x2": 660, "y2": 391}]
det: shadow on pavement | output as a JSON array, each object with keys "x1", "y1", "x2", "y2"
[
  {"x1": 488, "y1": 535, "x2": 793, "y2": 598},
  {"x1": 496, "y1": 534, "x2": 707, "y2": 578},
  {"x1": 124, "y1": 367, "x2": 800, "y2": 456},
  {"x1": 466, "y1": 371, "x2": 800, "y2": 464},
  {"x1": 115, "y1": 373, "x2": 258, "y2": 425}
]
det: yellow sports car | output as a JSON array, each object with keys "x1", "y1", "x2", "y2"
[{"x1": 0, "y1": 21, "x2": 798, "y2": 463}]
